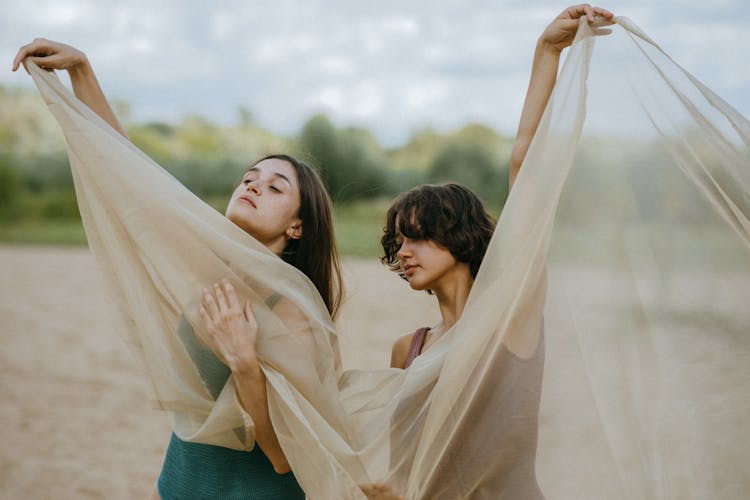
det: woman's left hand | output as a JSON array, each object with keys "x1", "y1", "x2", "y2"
[
  {"x1": 199, "y1": 278, "x2": 259, "y2": 373},
  {"x1": 540, "y1": 4, "x2": 615, "y2": 54}
]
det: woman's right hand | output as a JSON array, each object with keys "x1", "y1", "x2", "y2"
[
  {"x1": 199, "y1": 278, "x2": 260, "y2": 375},
  {"x1": 12, "y1": 38, "x2": 88, "y2": 74},
  {"x1": 359, "y1": 483, "x2": 404, "y2": 500}
]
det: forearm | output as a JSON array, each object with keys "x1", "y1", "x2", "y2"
[
  {"x1": 232, "y1": 359, "x2": 291, "y2": 474},
  {"x1": 509, "y1": 40, "x2": 561, "y2": 188},
  {"x1": 67, "y1": 59, "x2": 128, "y2": 138}
]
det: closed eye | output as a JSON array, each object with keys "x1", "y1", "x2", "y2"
[{"x1": 269, "y1": 185, "x2": 281, "y2": 193}]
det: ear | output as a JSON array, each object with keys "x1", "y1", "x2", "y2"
[{"x1": 287, "y1": 220, "x2": 302, "y2": 240}]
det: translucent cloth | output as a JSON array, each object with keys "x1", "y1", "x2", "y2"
[{"x1": 28, "y1": 16, "x2": 749, "y2": 500}]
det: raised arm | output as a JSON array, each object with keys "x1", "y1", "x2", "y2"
[
  {"x1": 509, "y1": 5, "x2": 613, "y2": 190},
  {"x1": 12, "y1": 38, "x2": 128, "y2": 138}
]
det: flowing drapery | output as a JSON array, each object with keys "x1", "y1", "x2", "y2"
[{"x1": 28, "y1": 16, "x2": 749, "y2": 499}]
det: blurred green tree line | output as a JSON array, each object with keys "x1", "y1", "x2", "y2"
[{"x1": 0, "y1": 83, "x2": 512, "y2": 247}]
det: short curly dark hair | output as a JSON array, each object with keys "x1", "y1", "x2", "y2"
[{"x1": 381, "y1": 183, "x2": 496, "y2": 279}]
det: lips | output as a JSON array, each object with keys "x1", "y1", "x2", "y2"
[
  {"x1": 403, "y1": 264, "x2": 418, "y2": 276},
  {"x1": 239, "y1": 195, "x2": 257, "y2": 208}
]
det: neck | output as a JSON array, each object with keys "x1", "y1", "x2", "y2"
[
  {"x1": 431, "y1": 264, "x2": 473, "y2": 331},
  {"x1": 264, "y1": 235, "x2": 289, "y2": 257}
]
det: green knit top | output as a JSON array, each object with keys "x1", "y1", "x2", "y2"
[{"x1": 157, "y1": 301, "x2": 305, "y2": 500}]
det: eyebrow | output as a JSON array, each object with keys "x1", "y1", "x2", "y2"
[
  {"x1": 246, "y1": 167, "x2": 294, "y2": 189},
  {"x1": 273, "y1": 172, "x2": 294, "y2": 188}
]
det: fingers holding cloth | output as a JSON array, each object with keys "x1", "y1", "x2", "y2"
[
  {"x1": 12, "y1": 38, "x2": 87, "y2": 73},
  {"x1": 540, "y1": 4, "x2": 615, "y2": 53}
]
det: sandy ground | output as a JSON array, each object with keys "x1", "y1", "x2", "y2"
[
  {"x1": 2, "y1": 245, "x2": 748, "y2": 499},
  {"x1": 0, "y1": 245, "x2": 437, "y2": 500}
]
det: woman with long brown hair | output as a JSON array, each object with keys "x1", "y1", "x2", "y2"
[{"x1": 13, "y1": 40, "x2": 342, "y2": 499}]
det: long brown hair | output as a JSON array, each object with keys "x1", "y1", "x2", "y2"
[{"x1": 251, "y1": 154, "x2": 342, "y2": 317}]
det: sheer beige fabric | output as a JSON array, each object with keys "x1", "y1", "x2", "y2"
[{"x1": 28, "y1": 16, "x2": 749, "y2": 499}]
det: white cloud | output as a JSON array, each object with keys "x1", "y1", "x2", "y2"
[{"x1": 2, "y1": 0, "x2": 748, "y2": 147}]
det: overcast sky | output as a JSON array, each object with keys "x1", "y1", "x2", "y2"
[{"x1": 2, "y1": 0, "x2": 748, "y2": 146}]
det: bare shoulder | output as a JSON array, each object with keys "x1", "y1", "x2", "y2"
[
  {"x1": 269, "y1": 294, "x2": 300, "y2": 317},
  {"x1": 390, "y1": 332, "x2": 415, "y2": 369},
  {"x1": 266, "y1": 294, "x2": 315, "y2": 338}
]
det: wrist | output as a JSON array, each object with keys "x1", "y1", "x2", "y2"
[
  {"x1": 536, "y1": 37, "x2": 563, "y2": 57},
  {"x1": 66, "y1": 53, "x2": 92, "y2": 78},
  {"x1": 230, "y1": 353, "x2": 263, "y2": 379}
]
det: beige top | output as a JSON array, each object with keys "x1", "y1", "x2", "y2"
[{"x1": 418, "y1": 329, "x2": 545, "y2": 499}]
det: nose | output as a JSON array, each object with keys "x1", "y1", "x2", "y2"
[
  {"x1": 396, "y1": 240, "x2": 411, "y2": 260},
  {"x1": 245, "y1": 179, "x2": 261, "y2": 195}
]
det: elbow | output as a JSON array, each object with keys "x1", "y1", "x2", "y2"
[
  {"x1": 509, "y1": 141, "x2": 530, "y2": 189},
  {"x1": 115, "y1": 125, "x2": 129, "y2": 140},
  {"x1": 272, "y1": 458, "x2": 292, "y2": 475},
  {"x1": 510, "y1": 141, "x2": 530, "y2": 174}
]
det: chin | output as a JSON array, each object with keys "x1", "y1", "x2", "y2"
[
  {"x1": 225, "y1": 211, "x2": 254, "y2": 235},
  {"x1": 407, "y1": 279, "x2": 428, "y2": 291},
  {"x1": 226, "y1": 211, "x2": 243, "y2": 227},
  {"x1": 227, "y1": 205, "x2": 253, "y2": 223}
]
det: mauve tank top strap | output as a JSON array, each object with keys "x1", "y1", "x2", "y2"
[{"x1": 404, "y1": 327, "x2": 430, "y2": 369}]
